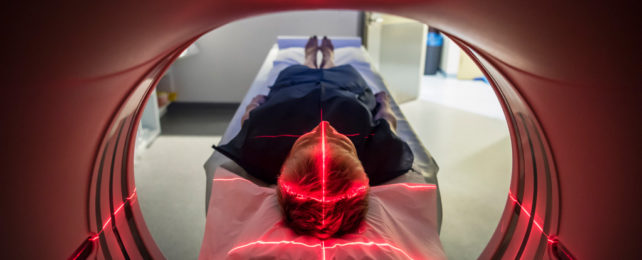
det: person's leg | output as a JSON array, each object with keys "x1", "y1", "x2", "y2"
[
  {"x1": 303, "y1": 36, "x2": 318, "y2": 69},
  {"x1": 320, "y1": 36, "x2": 335, "y2": 69}
]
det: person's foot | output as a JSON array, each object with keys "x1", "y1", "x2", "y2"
[
  {"x1": 320, "y1": 36, "x2": 335, "y2": 69},
  {"x1": 304, "y1": 36, "x2": 318, "y2": 68}
]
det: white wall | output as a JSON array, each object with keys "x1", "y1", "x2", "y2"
[{"x1": 171, "y1": 10, "x2": 361, "y2": 103}]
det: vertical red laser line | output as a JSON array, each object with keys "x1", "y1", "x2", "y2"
[{"x1": 320, "y1": 119, "x2": 327, "y2": 228}]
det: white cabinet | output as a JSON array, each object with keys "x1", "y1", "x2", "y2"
[{"x1": 364, "y1": 12, "x2": 427, "y2": 103}]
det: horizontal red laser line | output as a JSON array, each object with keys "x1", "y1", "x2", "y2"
[
  {"x1": 89, "y1": 189, "x2": 138, "y2": 242},
  {"x1": 213, "y1": 177, "x2": 254, "y2": 184},
  {"x1": 228, "y1": 240, "x2": 414, "y2": 260},
  {"x1": 252, "y1": 133, "x2": 373, "y2": 139},
  {"x1": 218, "y1": 178, "x2": 435, "y2": 201},
  {"x1": 384, "y1": 183, "x2": 437, "y2": 190},
  {"x1": 213, "y1": 171, "x2": 428, "y2": 259},
  {"x1": 228, "y1": 240, "x2": 321, "y2": 254},
  {"x1": 280, "y1": 183, "x2": 368, "y2": 203},
  {"x1": 326, "y1": 241, "x2": 414, "y2": 260},
  {"x1": 508, "y1": 191, "x2": 556, "y2": 244}
]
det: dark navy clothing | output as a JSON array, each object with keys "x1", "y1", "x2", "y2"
[{"x1": 214, "y1": 64, "x2": 413, "y2": 185}]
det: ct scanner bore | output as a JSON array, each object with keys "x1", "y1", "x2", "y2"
[{"x1": 2, "y1": 1, "x2": 640, "y2": 259}]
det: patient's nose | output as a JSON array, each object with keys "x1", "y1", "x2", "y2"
[
  {"x1": 325, "y1": 122, "x2": 339, "y2": 135},
  {"x1": 311, "y1": 121, "x2": 339, "y2": 137},
  {"x1": 315, "y1": 121, "x2": 337, "y2": 135}
]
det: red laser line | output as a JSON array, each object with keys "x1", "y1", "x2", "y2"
[
  {"x1": 279, "y1": 182, "x2": 435, "y2": 202},
  {"x1": 280, "y1": 182, "x2": 367, "y2": 203},
  {"x1": 280, "y1": 182, "x2": 435, "y2": 201},
  {"x1": 184, "y1": 178, "x2": 436, "y2": 259},
  {"x1": 220, "y1": 177, "x2": 432, "y2": 202},
  {"x1": 126, "y1": 190, "x2": 137, "y2": 200},
  {"x1": 228, "y1": 240, "x2": 321, "y2": 254},
  {"x1": 100, "y1": 217, "x2": 113, "y2": 231},
  {"x1": 508, "y1": 191, "x2": 556, "y2": 244},
  {"x1": 113, "y1": 202, "x2": 126, "y2": 216},
  {"x1": 213, "y1": 177, "x2": 254, "y2": 184},
  {"x1": 252, "y1": 133, "x2": 371, "y2": 139},
  {"x1": 326, "y1": 241, "x2": 414, "y2": 260},
  {"x1": 557, "y1": 242, "x2": 574, "y2": 260},
  {"x1": 384, "y1": 183, "x2": 437, "y2": 190},
  {"x1": 227, "y1": 239, "x2": 414, "y2": 260},
  {"x1": 320, "y1": 120, "x2": 327, "y2": 228},
  {"x1": 89, "y1": 189, "x2": 138, "y2": 242},
  {"x1": 70, "y1": 240, "x2": 91, "y2": 260}
]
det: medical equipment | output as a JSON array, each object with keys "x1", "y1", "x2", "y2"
[{"x1": 4, "y1": 1, "x2": 639, "y2": 259}]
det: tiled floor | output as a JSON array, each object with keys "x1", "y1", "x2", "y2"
[{"x1": 134, "y1": 75, "x2": 512, "y2": 259}]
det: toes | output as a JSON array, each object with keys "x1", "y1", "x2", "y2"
[
  {"x1": 306, "y1": 36, "x2": 318, "y2": 47},
  {"x1": 321, "y1": 37, "x2": 333, "y2": 50}
]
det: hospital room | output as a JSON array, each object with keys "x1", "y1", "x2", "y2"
[
  {"x1": 133, "y1": 10, "x2": 510, "y2": 259},
  {"x1": 5, "y1": 1, "x2": 639, "y2": 259}
]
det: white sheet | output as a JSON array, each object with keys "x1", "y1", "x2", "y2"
[{"x1": 199, "y1": 167, "x2": 446, "y2": 260}]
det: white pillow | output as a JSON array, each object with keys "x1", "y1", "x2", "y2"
[
  {"x1": 273, "y1": 47, "x2": 305, "y2": 66},
  {"x1": 199, "y1": 167, "x2": 446, "y2": 260},
  {"x1": 277, "y1": 36, "x2": 362, "y2": 49},
  {"x1": 273, "y1": 47, "x2": 371, "y2": 68}
]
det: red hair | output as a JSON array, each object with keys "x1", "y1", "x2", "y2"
[{"x1": 277, "y1": 140, "x2": 369, "y2": 239}]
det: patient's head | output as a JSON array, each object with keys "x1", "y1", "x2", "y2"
[{"x1": 277, "y1": 121, "x2": 369, "y2": 239}]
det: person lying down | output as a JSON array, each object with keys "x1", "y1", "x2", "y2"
[
  {"x1": 205, "y1": 36, "x2": 446, "y2": 259},
  {"x1": 214, "y1": 36, "x2": 415, "y2": 240}
]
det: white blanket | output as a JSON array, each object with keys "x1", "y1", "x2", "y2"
[{"x1": 199, "y1": 167, "x2": 446, "y2": 260}]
